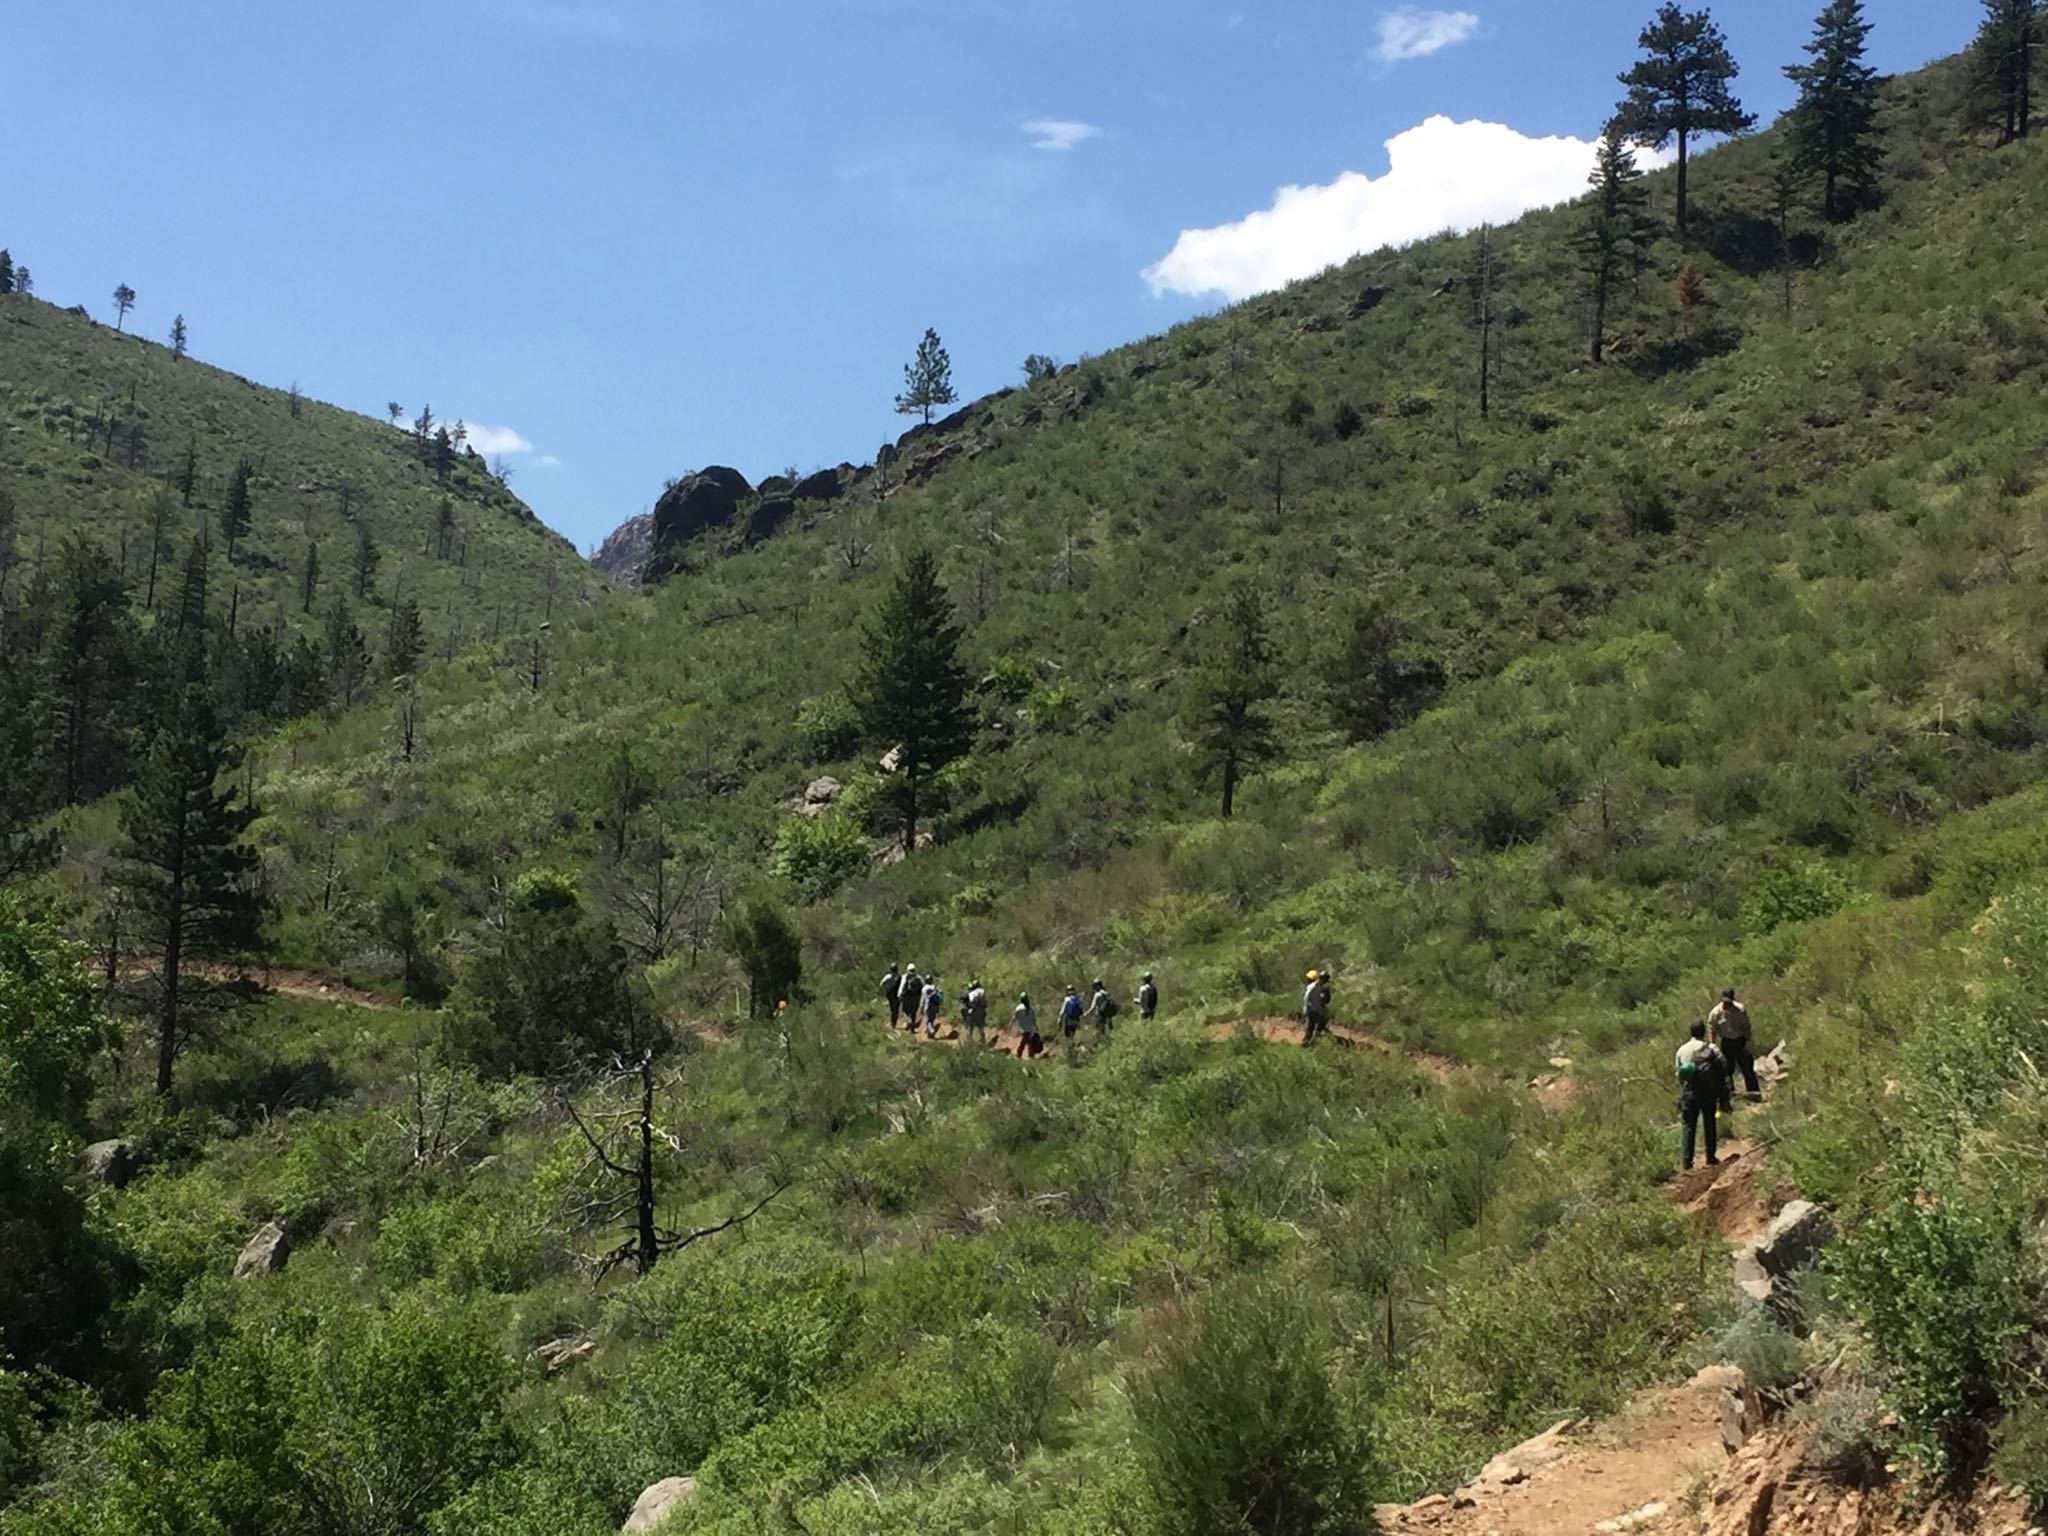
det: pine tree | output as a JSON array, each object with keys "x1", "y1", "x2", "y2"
[
  {"x1": 324, "y1": 598, "x2": 371, "y2": 708},
  {"x1": 1579, "y1": 121, "x2": 1657, "y2": 362},
  {"x1": 12, "y1": 267, "x2": 30, "y2": 297},
  {"x1": 170, "y1": 313, "x2": 189, "y2": 359},
  {"x1": 178, "y1": 440, "x2": 199, "y2": 507},
  {"x1": 353, "y1": 522, "x2": 380, "y2": 598},
  {"x1": 412, "y1": 404, "x2": 435, "y2": 462},
  {"x1": 41, "y1": 537, "x2": 137, "y2": 804},
  {"x1": 433, "y1": 426, "x2": 454, "y2": 483},
  {"x1": 385, "y1": 596, "x2": 424, "y2": 679},
  {"x1": 300, "y1": 539, "x2": 319, "y2": 613},
  {"x1": 220, "y1": 459, "x2": 253, "y2": 560},
  {"x1": 387, "y1": 401, "x2": 404, "y2": 428},
  {"x1": 1183, "y1": 580, "x2": 1279, "y2": 820},
  {"x1": 1616, "y1": 4, "x2": 1755, "y2": 235},
  {"x1": 1785, "y1": 0, "x2": 1885, "y2": 220},
  {"x1": 0, "y1": 251, "x2": 13, "y2": 296},
  {"x1": 112, "y1": 284, "x2": 136, "y2": 331},
  {"x1": 1976, "y1": 0, "x2": 2040, "y2": 143},
  {"x1": 894, "y1": 329, "x2": 959, "y2": 427},
  {"x1": 851, "y1": 547, "x2": 974, "y2": 855},
  {"x1": 143, "y1": 485, "x2": 174, "y2": 611},
  {"x1": 116, "y1": 680, "x2": 265, "y2": 1095},
  {"x1": 172, "y1": 538, "x2": 209, "y2": 659},
  {"x1": 433, "y1": 497, "x2": 456, "y2": 559}
]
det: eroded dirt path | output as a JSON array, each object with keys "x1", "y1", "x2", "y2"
[{"x1": 118, "y1": 959, "x2": 398, "y2": 1011}]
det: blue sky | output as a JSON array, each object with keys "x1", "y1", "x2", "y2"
[{"x1": 6, "y1": 1, "x2": 1970, "y2": 551}]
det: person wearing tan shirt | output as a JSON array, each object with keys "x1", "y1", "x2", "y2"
[{"x1": 1707, "y1": 988, "x2": 1760, "y2": 1099}]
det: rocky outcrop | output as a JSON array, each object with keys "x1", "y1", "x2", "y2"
[
  {"x1": 741, "y1": 496, "x2": 796, "y2": 547},
  {"x1": 233, "y1": 1220, "x2": 291, "y2": 1279},
  {"x1": 622, "y1": 1477, "x2": 698, "y2": 1533},
  {"x1": 1349, "y1": 285, "x2": 1391, "y2": 317},
  {"x1": 792, "y1": 467, "x2": 846, "y2": 503},
  {"x1": 591, "y1": 513, "x2": 655, "y2": 588},
  {"x1": 80, "y1": 1138, "x2": 137, "y2": 1188},
  {"x1": 643, "y1": 467, "x2": 754, "y2": 582},
  {"x1": 796, "y1": 777, "x2": 842, "y2": 817}
]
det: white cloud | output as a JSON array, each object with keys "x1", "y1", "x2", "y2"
[
  {"x1": 1372, "y1": 7, "x2": 1479, "y2": 65},
  {"x1": 537, "y1": 454, "x2": 562, "y2": 468},
  {"x1": 462, "y1": 422, "x2": 534, "y2": 456},
  {"x1": 1023, "y1": 118, "x2": 1103, "y2": 152},
  {"x1": 1144, "y1": 115, "x2": 1638, "y2": 303}
]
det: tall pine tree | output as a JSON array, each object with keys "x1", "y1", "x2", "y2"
[
  {"x1": 385, "y1": 596, "x2": 424, "y2": 679},
  {"x1": 1579, "y1": 121, "x2": 1657, "y2": 362},
  {"x1": 894, "y1": 329, "x2": 958, "y2": 427},
  {"x1": 1976, "y1": 0, "x2": 2040, "y2": 143},
  {"x1": 1183, "y1": 580, "x2": 1279, "y2": 820},
  {"x1": 1785, "y1": 0, "x2": 1885, "y2": 220},
  {"x1": 851, "y1": 548, "x2": 973, "y2": 855},
  {"x1": 220, "y1": 459, "x2": 253, "y2": 561},
  {"x1": 116, "y1": 680, "x2": 265, "y2": 1095},
  {"x1": 1616, "y1": 4, "x2": 1754, "y2": 236}
]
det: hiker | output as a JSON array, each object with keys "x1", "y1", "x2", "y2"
[
  {"x1": 921, "y1": 975, "x2": 943, "y2": 1039},
  {"x1": 963, "y1": 979, "x2": 989, "y2": 1044},
  {"x1": 1137, "y1": 971, "x2": 1159, "y2": 1021},
  {"x1": 880, "y1": 963, "x2": 903, "y2": 1029},
  {"x1": 1014, "y1": 992, "x2": 1044, "y2": 1058},
  {"x1": 1059, "y1": 984, "x2": 1084, "y2": 1042},
  {"x1": 1676, "y1": 1019, "x2": 1728, "y2": 1170},
  {"x1": 1301, "y1": 968, "x2": 1331, "y2": 1046},
  {"x1": 1089, "y1": 978, "x2": 1120, "y2": 1039},
  {"x1": 1707, "y1": 987, "x2": 1761, "y2": 1100},
  {"x1": 899, "y1": 965, "x2": 923, "y2": 1031}
]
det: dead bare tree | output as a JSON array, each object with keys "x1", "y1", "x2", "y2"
[{"x1": 556, "y1": 1049, "x2": 786, "y2": 1278}]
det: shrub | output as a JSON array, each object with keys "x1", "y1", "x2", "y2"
[
  {"x1": 1132, "y1": 1280, "x2": 1370, "y2": 1536},
  {"x1": 794, "y1": 691, "x2": 862, "y2": 761},
  {"x1": 1739, "y1": 861, "x2": 1854, "y2": 938},
  {"x1": 1715, "y1": 1310, "x2": 1807, "y2": 1394},
  {"x1": 773, "y1": 813, "x2": 871, "y2": 902}
]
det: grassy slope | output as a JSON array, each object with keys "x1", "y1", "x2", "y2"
[
  {"x1": 0, "y1": 296, "x2": 600, "y2": 650},
  {"x1": 15, "y1": 50, "x2": 2048, "y2": 1536}
]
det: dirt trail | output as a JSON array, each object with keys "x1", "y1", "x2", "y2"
[
  {"x1": 1379, "y1": 1371, "x2": 1739, "y2": 1536},
  {"x1": 117, "y1": 959, "x2": 397, "y2": 1011}
]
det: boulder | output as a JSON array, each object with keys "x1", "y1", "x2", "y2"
[
  {"x1": 1732, "y1": 1246, "x2": 1773, "y2": 1306},
  {"x1": 535, "y1": 1336, "x2": 595, "y2": 1374},
  {"x1": 740, "y1": 495, "x2": 795, "y2": 547},
  {"x1": 756, "y1": 473, "x2": 795, "y2": 497},
  {"x1": 233, "y1": 1220, "x2": 291, "y2": 1279},
  {"x1": 80, "y1": 1138, "x2": 137, "y2": 1188},
  {"x1": 1754, "y1": 1200, "x2": 1833, "y2": 1278},
  {"x1": 622, "y1": 1477, "x2": 698, "y2": 1533},
  {"x1": 1349, "y1": 285, "x2": 1391, "y2": 317},
  {"x1": 643, "y1": 467, "x2": 754, "y2": 581},
  {"x1": 1719, "y1": 1375, "x2": 1764, "y2": 1455},
  {"x1": 803, "y1": 777, "x2": 842, "y2": 808},
  {"x1": 792, "y1": 467, "x2": 846, "y2": 503}
]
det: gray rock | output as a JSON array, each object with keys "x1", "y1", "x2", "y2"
[
  {"x1": 792, "y1": 467, "x2": 845, "y2": 503},
  {"x1": 591, "y1": 513, "x2": 655, "y2": 589},
  {"x1": 740, "y1": 495, "x2": 795, "y2": 547},
  {"x1": 803, "y1": 777, "x2": 842, "y2": 807},
  {"x1": 1754, "y1": 1200, "x2": 1833, "y2": 1278},
  {"x1": 1719, "y1": 1377, "x2": 1763, "y2": 1455},
  {"x1": 1732, "y1": 1246, "x2": 1773, "y2": 1306},
  {"x1": 80, "y1": 1139, "x2": 136, "y2": 1188},
  {"x1": 233, "y1": 1220, "x2": 291, "y2": 1279},
  {"x1": 622, "y1": 1477, "x2": 698, "y2": 1533},
  {"x1": 1349, "y1": 285, "x2": 1391, "y2": 317}
]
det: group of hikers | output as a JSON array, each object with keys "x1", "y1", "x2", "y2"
[
  {"x1": 1675, "y1": 987, "x2": 1764, "y2": 1169},
  {"x1": 878, "y1": 962, "x2": 1341, "y2": 1057}
]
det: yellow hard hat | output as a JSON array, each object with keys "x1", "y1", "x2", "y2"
[{"x1": 1306, "y1": 969, "x2": 1320, "y2": 981}]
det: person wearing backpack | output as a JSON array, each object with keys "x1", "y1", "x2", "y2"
[
  {"x1": 1676, "y1": 1019, "x2": 1728, "y2": 1170},
  {"x1": 898, "y1": 965, "x2": 922, "y2": 1031},
  {"x1": 1059, "y1": 985, "x2": 1084, "y2": 1042},
  {"x1": 1136, "y1": 972, "x2": 1159, "y2": 1021},
  {"x1": 880, "y1": 963, "x2": 903, "y2": 1029},
  {"x1": 1089, "y1": 979, "x2": 1120, "y2": 1040},
  {"x1": 921, "y1": 976, "x2": 943, "y2": 1039},
  {"x1": 963, "y1": 980, "x2": 989, "y2": 1045},
  {"x1": 1301, "y1": 969, "x2": 1331, "y2": 1046}
]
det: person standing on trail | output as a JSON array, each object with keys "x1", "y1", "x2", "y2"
[
  {"x1": 1060, "y1": 984, "x2": 1084, "y2": 1042},
  {"x1": 1707, "y1": 987, "x2": 1760, "y2": 1100},
  {"x1": 1301, "y1": 969, "x2": 1332, "y2": 1046},
  {"x1": 1676, "y1": 1019, "x2": 1727, "y2": 1170},
  {"x1": 1137, "y1": 972, "x2": 1159, "y2": 1021},
  {"x1": 921, "y1": 976, "x2": 943, "y2": 1039},
  {"x1": 899, "y1": 965, "x2": 923, "y2": 1031},
  {"x1": 963, "y1": 980, "x2": 989, "y2": 1044},
  {"x1": 1014, "y1": 992, "x2": 1043, "y2": 1058},
  {"x1": 1089, "y1": 978, "x2": 1120, "y2": 1040},
  {"x1": 881, "y1": 963, "x2": 903, "y2": 1029}
]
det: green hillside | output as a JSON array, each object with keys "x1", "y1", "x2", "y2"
[
  {"x1": 0, "y1": 295, "x2": 598, "y2": 649},
  {"x1": 10, "y1": 35, "x2": 2048, "y2": 1536}
]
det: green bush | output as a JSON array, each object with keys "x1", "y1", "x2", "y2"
[
  {"x1": 794, "y1": 692, "x2": 863, "y2": 762},
  {"x1": 1739, "y1": 861, "x2": 1854, "y2": 938},
  {"x1": 772, "y1": 814, "x2": 871, "y2": 902},
  {"x1": 1132, "y1": 1280, "x2": 1369, "y2": 1536}
]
